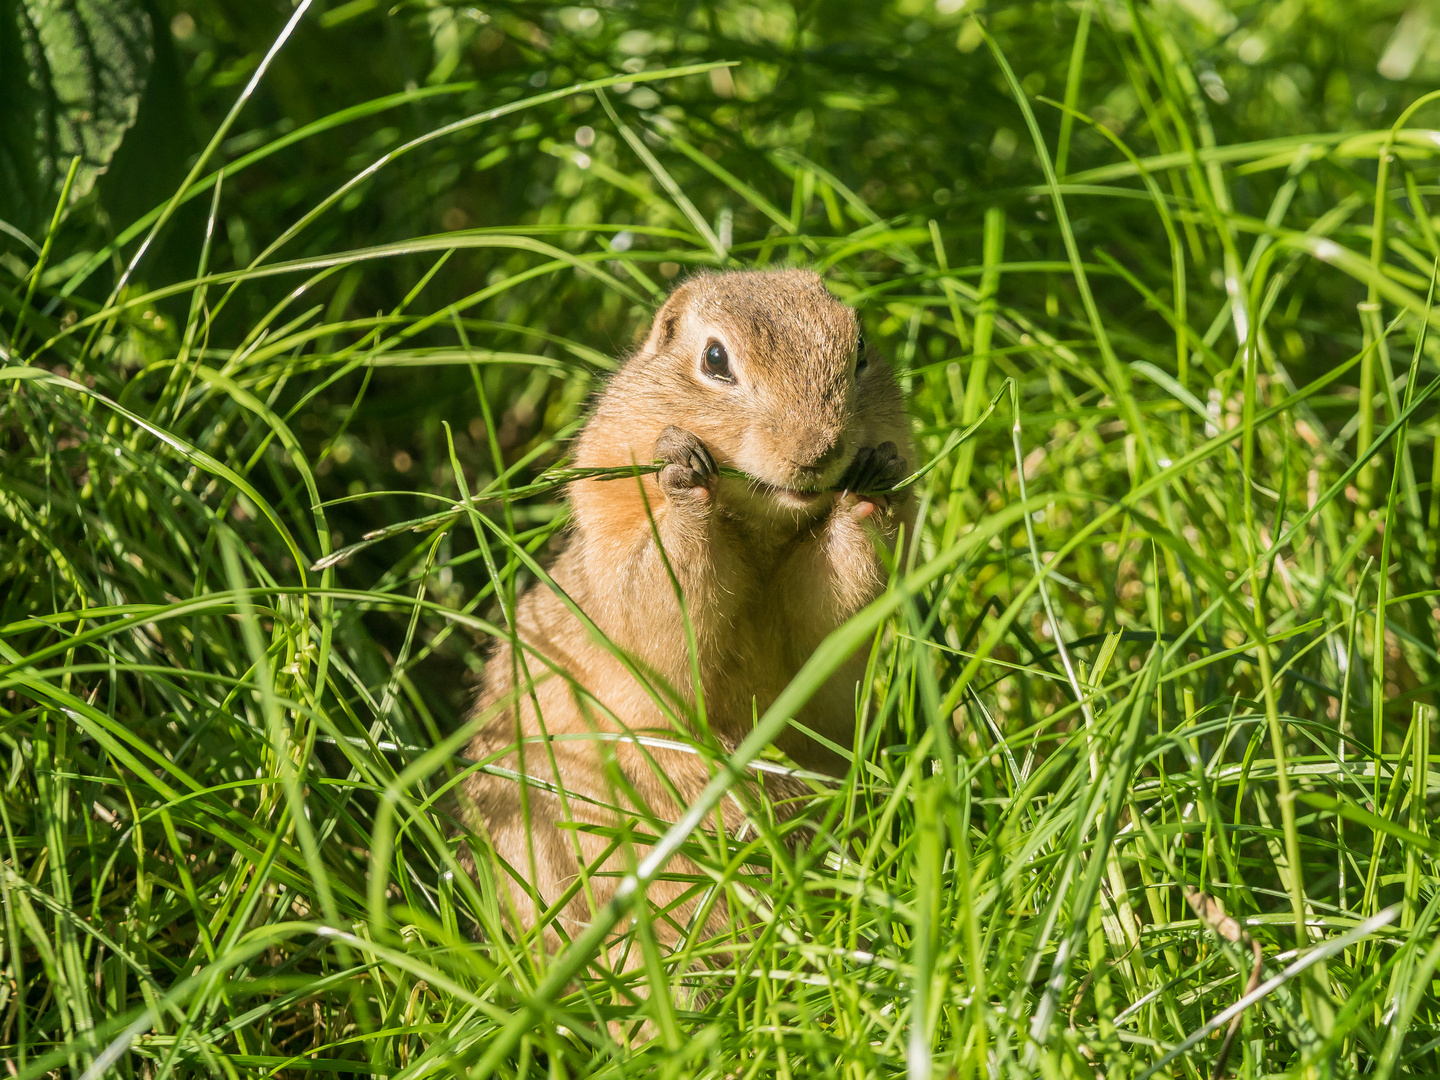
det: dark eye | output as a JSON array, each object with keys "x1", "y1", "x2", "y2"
[
  {"x1": 702, "y1": 339, "x2": 733, "y2": 382},
  {"x1": 855, "y1": 334, "x2": 869, "y2": 374}
]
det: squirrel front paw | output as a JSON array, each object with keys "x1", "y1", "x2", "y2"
[
  {"x1": 654, "y1": 425, "x2": 717, "y2": 502},
  {"x1": 839, "y1": 441, "x2": 907, "y2": 495},
  {"x1": 837, "y1": 442, "x2": 907, "y2": 520}
]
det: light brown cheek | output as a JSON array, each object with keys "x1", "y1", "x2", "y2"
[{"x1": 731, "y1": 428, "x2": 774, "y2": 482}]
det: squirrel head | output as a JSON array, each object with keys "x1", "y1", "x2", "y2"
[{"x1": 591, "y1": 269, "x2": 908, "y2": 518}]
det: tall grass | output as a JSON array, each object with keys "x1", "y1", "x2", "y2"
[{"x1": 2, "y1": 2, "x2": 1439, "y2": 1078}]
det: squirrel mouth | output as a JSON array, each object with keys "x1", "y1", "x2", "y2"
[
  {"x1": 766, "y1": 485, "x2": 829, "y2": 510},
  {"x1": 722, "y1": 466, "x2": 834, "y2": 511}
]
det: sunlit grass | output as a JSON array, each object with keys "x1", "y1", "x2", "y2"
[{"x1": 2, "y1": 5, "x2": 1439, "y2": 1079}]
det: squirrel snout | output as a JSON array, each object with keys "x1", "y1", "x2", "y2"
[{"x1": 790, "y1": 439, "x2": 845, "y2": 474}]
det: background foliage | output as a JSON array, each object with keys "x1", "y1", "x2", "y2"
[{"x1": 2, "y1": 0, "x2": 1439, "y2": 1077}]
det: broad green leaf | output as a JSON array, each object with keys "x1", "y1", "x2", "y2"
[{"x1": 0, "y1": 0, "x2": 152, "y2": 232}]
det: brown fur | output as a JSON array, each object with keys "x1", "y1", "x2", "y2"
[{"x1": 458, "y1": 269, "x2": 913, "y2": 954}]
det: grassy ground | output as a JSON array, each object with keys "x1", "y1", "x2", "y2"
[{"x1": 2, "y1": 1, "x2": 1439, "y2": 1077}]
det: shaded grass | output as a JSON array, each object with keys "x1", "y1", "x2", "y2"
[{"x1": 2, "y1": 3, "x2": 1440, "y2": 1078}]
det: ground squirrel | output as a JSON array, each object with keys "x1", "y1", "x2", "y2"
[{"x1": 459, "y1": 268, "x2": 913, "y2": 951}]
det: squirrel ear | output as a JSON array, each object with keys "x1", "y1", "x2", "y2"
[{"x1": 641, "y1": 281, "x2": 692, "y2": 354}]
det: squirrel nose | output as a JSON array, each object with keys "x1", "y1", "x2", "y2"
[{"x1": 793, "y1": 439, "x2": 844, "y2": 473}]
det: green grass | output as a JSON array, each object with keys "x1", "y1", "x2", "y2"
[{"x1": 3, "y1": 2, "x2": 1440, "y2": 1077}]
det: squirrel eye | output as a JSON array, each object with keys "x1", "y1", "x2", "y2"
[
  {"x1": 855, "y1": 334, "x2": 869, "y2": 374},
  {"x1": 701, "y1": 340, "x2": 733, "y2": 382}
]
